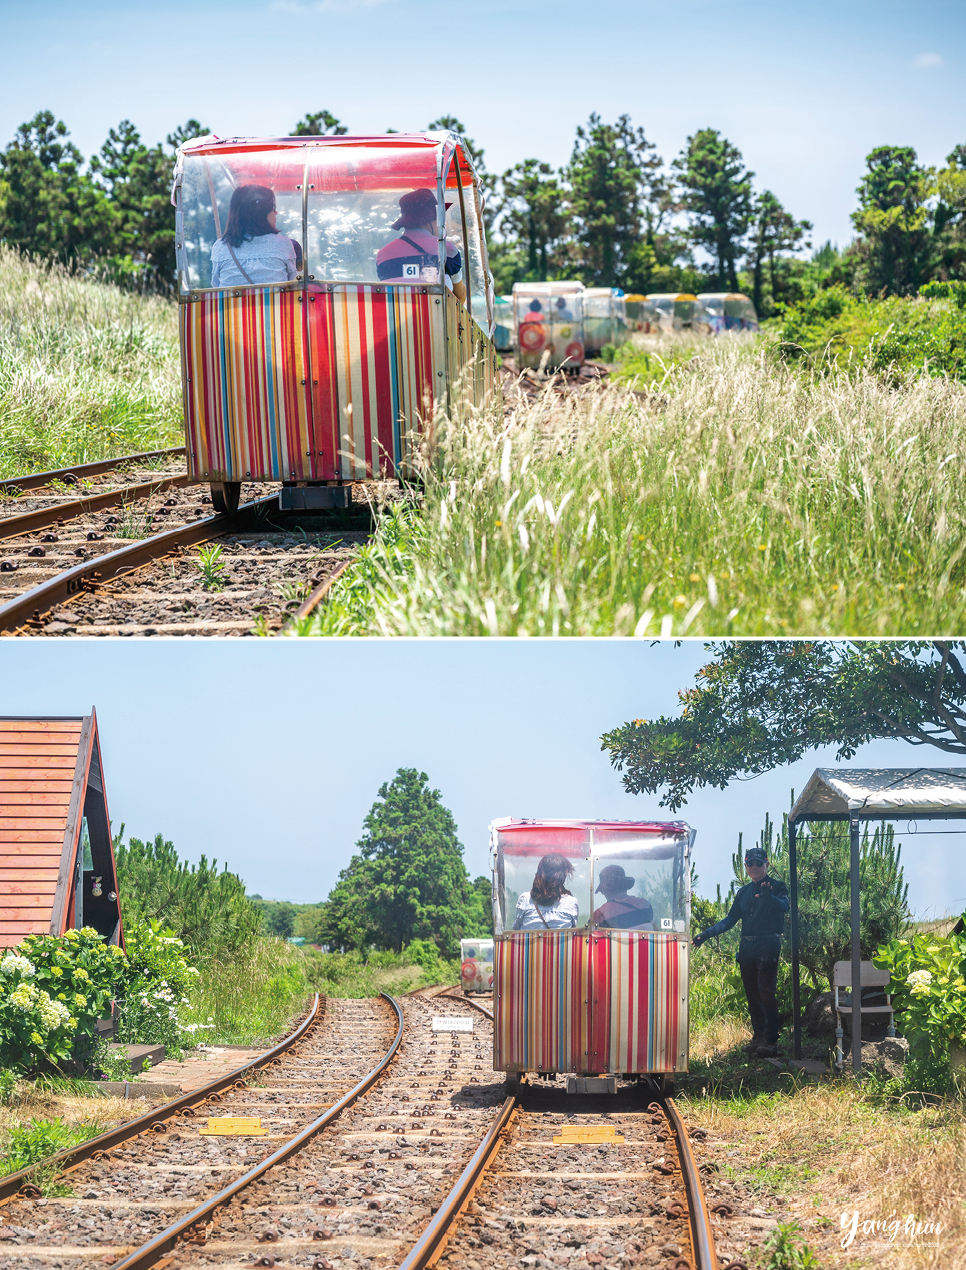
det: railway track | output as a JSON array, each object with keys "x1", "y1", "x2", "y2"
[
  {"x1": 401, "y1": 996, "x2": 731, "y2": 1270},
  {"x1": 0, "y1": 990, "x2": 731, "y2": 1270},
  {"x1": 0, "y1": 450, "x2": 375, "y2": 637}
]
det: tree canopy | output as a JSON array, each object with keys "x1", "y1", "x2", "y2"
[
  {"x1": 113, "y1": 829, "x2": 262, "y2": 956},
  {"x1": 318, "y1": 768, "x2": 487, "y2": 959},
  {"x1": 601, "y1": 641, "x2": 966, "y2": 811}
]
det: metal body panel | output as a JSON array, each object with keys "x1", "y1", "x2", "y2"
[{"x1": 494, "y1": 929, "x2": 689, "y2": 1075}]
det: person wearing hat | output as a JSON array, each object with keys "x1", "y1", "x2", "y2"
[
  {"x1": 692, "y1": 847, "x2": 789, "y2": 1058},
  {"x1": 592, "y1": 864, "x2": 654, "y2": 929},
  {"x1": 376, "y1": 188, "x2": 465, "y2": 301}
]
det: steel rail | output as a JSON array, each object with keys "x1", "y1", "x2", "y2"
[
  {"x1": 0, "y1": 475, "x2": 190, "y2": 542},
  {"x1": 662, "y1": 1097, "x2": 719, "y2": 1270},
  {"x1": 0, "y1": 993, "x2": 324, "y2": 1204},
  {"x1": 111, "y1": 991, "x2": 405, "y2": 1270},
  {"x1": 400, "y1": 1094, "x2": 518, "y2": 1270},
  {"x1": 0, "y1": 447, "x2": 187, "y2": 496},
  {"x1": 292, "y1": 555, "x2": 355, "y2": 621},
  {"x1": 0, "y1": 493, "x2": 278, "y2": 634}
]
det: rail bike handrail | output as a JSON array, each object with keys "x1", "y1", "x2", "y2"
[
  {"x1": 0, "y1": 993, "x2": 324, "y2": 1204},
  {"x1": 111, "y1": 992, "x2": 405, "y2": 1270},
  {"x1": 0, "y1": 448, "x2": 187, "y2": 496}
]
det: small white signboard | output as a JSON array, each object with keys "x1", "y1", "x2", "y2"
[{"x1": 432, "y1": 1016, "x2": 474, "y2": 1032}]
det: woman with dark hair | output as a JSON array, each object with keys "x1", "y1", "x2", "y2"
[
  {"x1": 210, "y1": 184, "x2": 301, "y2": 288},
  {"x1": 512, "y1": 853, "x2": 579, "y2": 930}
]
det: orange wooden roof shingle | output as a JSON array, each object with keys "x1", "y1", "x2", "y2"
[{"x1": 0, "y1": 715, "x2": 90, "y2": 948}]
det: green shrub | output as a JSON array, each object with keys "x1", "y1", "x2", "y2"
[
  {"x1": 0, "y1": 932, "x2": 126, "y2": 1071},
  {"x1": 874, "y1": 925, "x2": 966, "y2": 1065},
  {"x1": 113, "y1": 919, "x2": 202, "y2": 1060},
  {"x1": 777, "y1": 286, "x2": 966, "y2": 381}
]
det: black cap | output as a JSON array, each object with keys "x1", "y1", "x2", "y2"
[{"x1": 744, "y1": 847, "x2": 767, "y2": 866}]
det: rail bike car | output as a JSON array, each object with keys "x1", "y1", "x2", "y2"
[
  {"x1": 623, "y1": 294, "x2": 650, "y2": 333},
  {"x1": 491, "y1": 818, "x2": 693, "y2": 1092},
  {"x1": 460, "y1": 937, "x2": 494, "y2": 994},
  {"x1": 583, "y1": 288, "x2": 629, "y2": 355},
  {"x1": 512, "y1": 282, "x2": 586, "y2": 370},
  {"x1": 172, "y1": 131, "x2": 498, "y2": 513},
  {"x1": 493, "y1": 295, "x2": 515, "y2": 353},
  {"x1": 697, "y1": 293, "x2": 759, "y2": 334},
  {"x1": 645, "y1": 293, "x2": 704, "y2": 333}
]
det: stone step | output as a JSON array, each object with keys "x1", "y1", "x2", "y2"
[{"x1": 106, "y1": 1041, "x2": 165, "y2": 1073}]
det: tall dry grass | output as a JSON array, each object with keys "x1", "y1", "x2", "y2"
[
  {"x1": 0, "y1": 247, "x2": 182, "y2": 479},
  {"x1": 301, "y1": 336, "x2": 966, "y2": 635},
  {"x1": 684, "y1": 1081, "x2": 966, "y2": 1267}
]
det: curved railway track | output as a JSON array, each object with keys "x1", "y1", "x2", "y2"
[
  {"x1": 0, "y1": 991, "x2": 733, "y2": 1270},
  {"x1": 0, "y1": 451, "x2": 374, "y2": 636}
]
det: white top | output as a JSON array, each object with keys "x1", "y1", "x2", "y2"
[
  {"x1": 210, "y1": 233, "x2": 298, "y2": 288},
  {"x1": 513, "y1": 891, "x2": 580, "y2": 930},
  {"x1": 790, "y1": 767, "x2": 966, "y2": 820}
]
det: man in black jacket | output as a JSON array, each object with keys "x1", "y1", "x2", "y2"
[{"x1": 692, "y1": 846, "x2": 789, "y2": 1057}]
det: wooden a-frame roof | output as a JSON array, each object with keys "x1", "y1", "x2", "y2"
[{"x1": 0, "y1": 711, "x2": 122, "y2": 948}]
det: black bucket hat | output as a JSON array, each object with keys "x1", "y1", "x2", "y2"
[{"x1": 392, "y1": 188, "x2": 450, "y2": 230}]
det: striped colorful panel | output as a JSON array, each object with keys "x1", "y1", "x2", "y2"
[
  {"x1": 443, "y1": 293, "x2": 501, "y2": 420},
  {"x1": 181, "y1": 290, "x2": 312, "y2": 484},
  {"x1": 315, "y1": 287, "x2": 437, "y2": 481},
  {"x1": 494, "y1": 931, "x2": 688, "y2": 1075}
]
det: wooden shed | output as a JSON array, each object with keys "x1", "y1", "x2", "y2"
[{"x1": 0, "y1": 712, "x2": 123, "y2": 949}]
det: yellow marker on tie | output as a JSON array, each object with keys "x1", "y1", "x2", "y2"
[
  {"x1": 552, "y1": 1125, "x2": 625, "y2": 1145},
  {"x1": 199, "y1": 1117, "x2": 269, "y2": 1136}
]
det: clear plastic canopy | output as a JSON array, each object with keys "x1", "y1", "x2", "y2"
[
  {"x1": 174, "y1": 135, "x2": 492, "y2": 334},
  {"x1": 490, "y1": 819, "x2": 692, "y2": 935}
]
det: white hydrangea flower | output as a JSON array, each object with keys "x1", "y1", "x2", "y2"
[
  {"x1": 907, "y1": 969, "x2": 933, "y2": 995},
  {"x1": 9, "y1": 982, "x2": 37, "y2": 1011},
  {"x1": 0, "y1": 954, "x2": 35, "y2": 977}
]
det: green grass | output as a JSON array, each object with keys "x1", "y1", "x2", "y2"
[
  {"x1": 303, "y1": 945, "x2": 460, "y2": 998},
  {"x1": 181, "y1": 938, "x2": 312, "y2": 1045},
  {"x1": 0, "y1": 246, "x2": 182, "y2": 480},
  {"x1": 294, "y1": 331, "x2": 966, "y2": 636}
]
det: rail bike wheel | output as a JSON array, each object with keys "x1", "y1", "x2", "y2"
[
  {"x1": 210, "y1": 481, "x2": 241, "y2": 516},
  {"x1": 505, "y1": 1072, "x2": 522, "y2": 1095}
]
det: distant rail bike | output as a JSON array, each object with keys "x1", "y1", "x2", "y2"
[
  {"x1": 172, "y1": 130, "x2": 499, "y2": 514},
  {"x1": 491, "y1": 818, "x2": 694, "y2": 1093}
]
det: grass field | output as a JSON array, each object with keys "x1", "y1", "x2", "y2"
[
  {"x1": 299, "y1": 332, "x2": 966, "y2": 636},
  {"x1": 0, "y1": 247, "x2": 182, "y2": 479},
  {"x1": 685, "y1": 955, "x2": 964, "y2": 1268}
]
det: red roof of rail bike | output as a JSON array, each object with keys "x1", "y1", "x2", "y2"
[
  {"x1": 495, "y1": 819, "x2": 690, "y2": 834},
  {"x1": 176, "y1": 134, "x2": 475, "y2": 198}
]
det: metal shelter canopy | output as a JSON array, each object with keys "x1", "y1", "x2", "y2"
[{"x1": 787, "y1": 767, "x2": 966, "y2": 1073}]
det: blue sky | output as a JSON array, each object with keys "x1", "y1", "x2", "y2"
[
  {"x1": 1, "y1": 639, "x2": 964, "y2": 920},
  {"x1": 1, "y1": 0, "x2": 963, "y2": 250}
]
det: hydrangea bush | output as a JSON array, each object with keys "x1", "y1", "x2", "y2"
[
  {"x1": 0, "y1": 927, "x2": 125, "y2": 1071},
  {"x1": 874, "y1": 926, "x2": 966, "y2": 1064}
]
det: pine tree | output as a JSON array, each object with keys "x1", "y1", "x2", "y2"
[
  {"x1": 673, "y1": 128, "x2": 754, "y2": 290},
  {"x1": 319, "y1": 769, "x2": 473, "y2": 958},
  {"x1": 113, "y1": 828, "x2": 261, "y2": 956}
]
